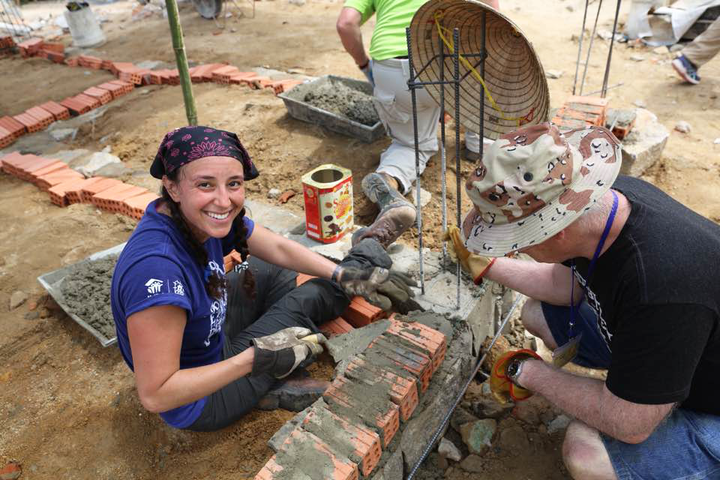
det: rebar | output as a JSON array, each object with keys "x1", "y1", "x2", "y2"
[
  {"x1": 573, "y1": 0, "x2": 590, "y2": 95},
  {"x1": 601, "y1": 0, "x2": 623, "y2": 98},
  {"x1": 406, "y1": 293, "x2": 526, "y2": 480},
  {"x1": 406, "y1": 28, "x2": 425, "y2": 295},
  {"x1": 453, "y1": 28, "x2": 461, "y2": 310},
  {"x1": 579, "y1": 0, "x2": 604, "y2": 96},
  {"x1": 439, "y1": 33, "x2": 448, "y2": 270}
]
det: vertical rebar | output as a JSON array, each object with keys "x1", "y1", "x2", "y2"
[
  {"x1": 439, "y1": 31, "x2": 448, "y2": 270},
  {"x1": 579, "y1": 0, "x2": 604, "y2": 96},
  {"x1": 406, "y1": 27, "x2": 425, "y2": 295},
  {"x1": 573, "y1": 0, "x2": 590, "y2": 95},
  {"x1": 479, "y1": 11, "x2": 486, "y2": 159},
  {"x1": 601, "y1": 0, "x2": 623, "y2": 98},
  {"x1": 453, "y1": 28, "x2": 461, "y2": 310}
]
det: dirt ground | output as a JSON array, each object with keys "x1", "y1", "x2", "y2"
[{"x1": 1, "y1": 0, "x2": 719, "y2": 478}]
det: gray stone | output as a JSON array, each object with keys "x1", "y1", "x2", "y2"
[
  {"x1": 547, "y1": 414, "x2": 572, "y2": 434},
  {"x1": 674, "y1": 121, "x2": 691, "y2": 133},
  {"x1": 267, "y1": 188, "x2": 281, "y2": 199},
  {"x1": 460, "y1": 418, "x2": 496, "y2": 455},
  {"x1": 620, "y1": 108, "x2": 669, "y2": 177},
  {"x1": 75, "y1": 151, "x2": 124, "y2": 178},
  {"x1": 545, "y1": 70, "x2": 563, "y2": 79},
  {"x1": 50, "y1": 105, "x2": 110, "y2": 130},
  {"x1": 136, "y1": 60, "x2": 164, "y2": 70},
  {"x1": 450, "y1": 406, "x2": 478, "y2": 432},
  {"x1": 472, "y1": 395, "x2": 513, "y2": 419},
  {"x1": 50, "y1": 149, "x2": 93, "y2": 168},
  {"x1": 49, "y1": 128, "x2": 78, "y2": 142},
  {"x1": 381, "y1": 447, "x2": 403, "y2": 479},
  {"x1": 498, "y1": 425, "x2": 529, "y2": 453},
  {"x1": 0, "y1": 131, "x2": 60, "y2": 157},
  {"x1": 94, "y1": 161, "x2": 129, "y2": 178},
  {"x1": 630, "y1": 54, "x2": 645, "y2": 62},
  {"x1": 438, "y1": 437, "x2": 462, "y2": 462},
  {"x1": 10, "y1": 291, "x2": 28, "y2": 309},
  {"x1": 633, "y1": 99, "x2": 647, "y2": 108},
  {"x1": 458, "y1": 454, "x2": 484, "y2": 473},
  {"x1": 407, "y1": 186, "x2": 432, "y2": 208},
  {"x1": 246, "y1": 199, "x2": 304, "y2": 236}
]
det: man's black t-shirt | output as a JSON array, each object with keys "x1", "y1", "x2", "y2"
[{"x1": 572, "y1": 176, "x2": 720, "y2": 415}]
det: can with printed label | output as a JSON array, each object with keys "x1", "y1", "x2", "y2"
[{"x1": 302, "y1": 164, "x2": 353, "y2": 243}]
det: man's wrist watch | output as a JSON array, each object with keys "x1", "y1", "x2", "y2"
[{"x1": 507, "y1": 358, "x2": 527, "y2": 387}]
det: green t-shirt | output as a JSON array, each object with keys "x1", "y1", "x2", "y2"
[{"x1": 343, "y1": 0, "x2": 428, "y2": 61}]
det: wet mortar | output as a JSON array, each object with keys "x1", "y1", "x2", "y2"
[
  {"x1": 60, "y1": 255, "x2": 118, "y2": 341},
  {"x1": 301, "y1": 79, "x2": 380, "y2": 127}
]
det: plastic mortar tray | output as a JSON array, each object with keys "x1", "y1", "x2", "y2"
[
  {"x1": 37, "y1": 242, "x2": 126, "y2": 347},
  {"x1": 278, "y1": 74, "x2": 385, "y2": 143}
]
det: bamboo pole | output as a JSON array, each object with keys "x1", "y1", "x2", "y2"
[{"x1": 165, "y1": 0, "x2": 198, "y2": 125}]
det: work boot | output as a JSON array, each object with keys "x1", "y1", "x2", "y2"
[
  {"x1": 352, "y1": 172, "x2": 417, "y2": 249},
  {"x1": 462, "y1": 144, "x2": 481, "y2": 162},
  {"x1": 672, "y1": 55, "x2": 700, "y2": 85}
]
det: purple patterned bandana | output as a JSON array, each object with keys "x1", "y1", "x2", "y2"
[{"x1": 150, "y1": 126, "x2": 259, "y2": 180}]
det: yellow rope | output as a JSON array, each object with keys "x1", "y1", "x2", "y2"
[{"x1": 432, "y1": 10, "x2": 535, "y2": 127}]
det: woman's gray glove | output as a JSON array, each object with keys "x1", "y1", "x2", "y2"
[
  {"x1": 251, "y1": 327, "x2": 325, "y2": 379},
  {"x1": 336, "y1": 266, "x2": 419, "y2": 312}
]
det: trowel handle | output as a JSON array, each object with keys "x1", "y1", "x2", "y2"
[{"x1": 301, "y1": 334, "x2": 325, "y2": 345}]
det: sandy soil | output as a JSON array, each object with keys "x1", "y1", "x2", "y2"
[{"x1": 1, "y1": 0, "x2": 718, "y2": 478}]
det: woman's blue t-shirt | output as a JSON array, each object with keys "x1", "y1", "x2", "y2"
[{"x1": 110, "y1": 200, "x2": 254, "y2": 428}]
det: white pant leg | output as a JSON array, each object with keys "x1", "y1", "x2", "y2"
[
  {"x1": 371, "y1": 58, "x2": 441, "y2": 194},
  {"x1": 465, "y1": 131, "x2": 495, "y2": 154}
]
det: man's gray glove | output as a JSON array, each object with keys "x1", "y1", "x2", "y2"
[
  {"x1": 251, "y1": 327, "x2": 325, "y2": 379},
  {"x1": 337, "y1": 266, "x2": 418, "y2": 312},
  {"x1": 359, "y1": 59, "x2": 374, "y2": 86}
]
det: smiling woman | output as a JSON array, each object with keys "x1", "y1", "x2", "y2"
[{"x1": 109, "y1": 126, "x2": 416, "y2": 432}]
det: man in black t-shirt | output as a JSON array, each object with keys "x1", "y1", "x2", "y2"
[{"x1": 448, "y1": 122, "x2": 720, "y2": 479}]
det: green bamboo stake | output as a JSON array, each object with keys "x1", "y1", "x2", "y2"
[{"x1": 165, "y1": 0, "x2": 198, "y2": 125}]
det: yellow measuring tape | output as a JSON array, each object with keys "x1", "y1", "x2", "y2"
[{"x1": 432, "y1": 10, "x2": 535, "y2": 128}]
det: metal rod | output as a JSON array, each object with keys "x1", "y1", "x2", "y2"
[
  {"x1": 478, "y1": 11, "x2": 486, "y2": 161},
  {"x1": 579, "y1": 0, "x2": 604, "y2": 96},
  {"x1": 406, "y1": 27, "x2": 425, "y2": 295},
  {"x1": 584, "y1": 82, "x2": 623, "y2": 96},
  {"x1": 453, "y1": 28, "x2": 461, "y2": 310},
  {"x1": 406, "y1": 293, "x2": 526, "y2": 480},
  {"x1": 165, "y1": 0, "x2": 198, "y2": 125},
  {"x1": 439, "y1": 31, "x2": 448, "y2": 270},
  {"x1": 601, "y1": 0, "x2": 623, "y2": 98},
  {"x1": 573, "y1": 0, "x2": 590, "y2": 95}
]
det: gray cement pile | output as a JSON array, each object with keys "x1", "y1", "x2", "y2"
[
  {"x1": 302, "y1": 80, "x2": 380, "y2": 127},
  {"x1": 60, "y1": 255, "x2": 118, "y2": 340}
]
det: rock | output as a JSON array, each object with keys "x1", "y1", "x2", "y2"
[
  {"x1": 566, "y1": 5, "x2": 574, "y2": 11},
  {"x1": 407, "y1": 186, "x2": 431, "y2": 208},
  {"x1": 674, "y1": 121, "x2": 691, "y2": 133},
  {"x1": 438, "y1": 437, "x2": 462, "y2": 462},
  {"x1": 24, "y1": 311, "x2": 40, "y2": 320},
  {"x1": 430, "y1": 451, "x2": 448, "y2": 471},
  {"x1": 459, "y1": 454, "x2": 484, "y2": 473},
  {"x1": 0, "y1": 462, "x2": 22, "y2": 480},
  {"x1": 267, "y1": 188, "x2": 281, "y2": 199},
  {"x1": 381, "y1": 447, "x2": 403, "y2": 480},
  {"x1": 539, "y1": 410, "x2": 555, "y2": 425},
  {"x1": 28, "y1": 300, "x2": 38, "y2": 311},
  {"x1": 620, "y1": 108, "x2": 669, "y2": 177},
  {"x1": 10, "y1": 291, "x2": 28, "y2": 309},
  {"x1": 278, "y1": 189, "x2": 296, "y2": 204},
  {"x1": 652, "y1": 46, "x2": 668, "y2": 55},
  {"x1": 472, "y1": 395, "x2": 514, "y2": 419},
  {"x1": 633, "y1": 99, "x2": 646, "y2": 108},
  {"x1": 548, "y1": 414, "x2": 572, "y2": 434},
  {"x1": 714, "y1": 138, "x2": 720, "y2": 145},
  {"x1": 511, "y1": 397, "x2": 544, "y2": 425},
  {"x1": 288, "y1": 0, "x2": 305, "y2": 5},
  {"x1": 499, "y1": 425, "x2": 530, "y2": 453},
  {"x1": 450, "y1": 406, "x2": 478, "y2": 432},
  {"x1": 49, "y1": 128, "x2": 78, "y2": 142},
  {"x1": 629, "y1": 54, "x2": 645, "y2": 62},
  {"x1": 75, "y1": 151, "x2": 125, "y2": 178},
  {"x1": 545, "y1": 70, "x2": 564, "y2": 79},
  {"x1": 460, "y1": 419, "x2": 496, "y2": 455},
  {"x1": 94, "y1": 161, "x2": 130, "y2": 178},
  {"x1": 51, "y1": 149, "x2": 94, "y2": 168},
  {"x1": 136, "y1": 60, "x2": 163, "y2": 70},
  {"x1": 39, "y1": 308, "x2": 51, "y2": 319}
]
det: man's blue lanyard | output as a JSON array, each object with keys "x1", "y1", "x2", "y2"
[{"x1": 569, "y1": 191, "x2": 619, "y2": 337}]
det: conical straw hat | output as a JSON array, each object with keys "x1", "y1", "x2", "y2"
[{"x1": 409, "y1": 0, "x2": 550, "y2": 140}]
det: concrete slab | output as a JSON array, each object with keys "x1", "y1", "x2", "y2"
[{"x1": 620, "y1": 108, "x2": 669, "y2": 177}]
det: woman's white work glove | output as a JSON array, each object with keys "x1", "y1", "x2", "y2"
[
  {"x1": 336, "y1": 266, "x2": 419, "y2": 312},
  {"x1": 251, "y1": 327, "x2": 325, "y2": 379}
]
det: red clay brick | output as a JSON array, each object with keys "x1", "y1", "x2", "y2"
[
  {"x1": 248, "y1": 77, "x2": 272, "y2": 89},
  {"x1": 38, "y1": 101, "x2": 70, "y2": 121},
  {"x1": 343, "y1": 296, "x2": 385, "y2": 328},
  {"x1": 0, "y1": 36, "x2": 15, "y2": 48},
  {"x1": 0, "y1": 126, "x2": 13, "y2": 149},
  {"x1": 13, "y1": 113, "x2": 43, "y2": 133},
  {"x1": 101, "y1": 59, "x2": 114, "y2": 71},
  {"x1": 30, "y1": 161, "x2": 68, "y2": 184},
  {"x1": 0, "y1": 116, "x2": 26, "y2": 139},
  {"x1": 81, "y1": 177, "x2": 122, "y2": 203},
  {"x1": 63, "y1": 177, "x2": 105, "y2": 204},
  {"x1": 123, "y1": 192, "x2": 159, "y2": 220},
  {"x1": 229, "y1": 72, "x2": 258, "y2": 85},
  {"x1": 366, "y1": 336, "x2": 433, "y2": 393},
  {"x1": 25, "y1": 106, "x2": 55, "y2": 130},
  {"x1": 212, "y1": 65, "x2": 240, "y2": 83},
  {"x1": 14, "y1": 154, "x2": 59, "y2": 181},
  {"x1": 276, "y1": 428, "x2": 359, "y2": 480},
  {"x1": 111, "y1": 62, "x2": 135, "y2": 75},
  {"x1": 36, "y1": 168, "x2": 84, "y2": 191},
  {"x1": 117, "y1": 66, "x2": 143, "y2": 85},
  {"x1": 65, "y1": 56, "x2": 79, "y2": 66},
  {"x1": 45, "y1": 50, "x2": 66, "y2": 64},
  {"x1": 18, "y1": 37, "x2": 43, "y2": 57},
  {"x1": 386, "y1": 318, "x2": 447, "y2": 374},
  {"x1": 1, "y1": 152, "x2": 33, "y2": 176},
  {"x1": 47, "y1": 177, "x2": 87, "y2": 207},
  {"x1": 0, "y1": 151, "x2": 23, "y2": 172},
  {"x1": 83, "y1": 86, "x2": 113, "y2": 105},
  {"x1": 92, "y1": 184, "x2": 148, "y2": 213},
  {"x1": 190, "y1": 63, "x2": 228, "y2": 83},
  {"x1": 323, "y1": 376, "x2": 400, "y2": 448},
  {"x1": 74, "y1": 93, "x2": 102, "y2": 110},
  {"x1": 109, "y1": 79, "x2": 135, "y2": 94},
  {"x1": 346, "y1": 357, "x2": 419, "y2": 422},
  {"x1": 149, "y1": 69, "x2": 171, "y2": 85},
  {"x1": 301, "y1": 404, "x2": 382, "y2": 477},
  {"x1": 271, "y1": 79, "x2": 303, "y2": 96},
  {"x1": 319, "y1": 317, "x2": 355, "y2": 338},
  {"x1": 60, "y1": 97, "x2": 91, "y2": 115},
  {"x1": 78, "y1": 54, "x2": 103, "y2": 69}
]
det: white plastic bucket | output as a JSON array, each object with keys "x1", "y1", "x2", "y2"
[{"x1": 64, "y1": 6, "x2": 106, "y2": 48}]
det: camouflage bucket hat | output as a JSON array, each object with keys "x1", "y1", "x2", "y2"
[{"x1": 461, "y1": 122, "x2": 622, "y2": 256}]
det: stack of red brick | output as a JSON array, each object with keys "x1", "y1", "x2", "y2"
[
  {"x1": 0, "y1": 36, "x2": 16, "y2": 55},
  {"x1": 551, "y1": 95, "x2": 609, "y2": 132},
  {"x1": 255, "y1": 317, "x2": 448, "y2": 479},
  {"x1": 0, "y1": 151, "x2": 158, "y2": 219}
]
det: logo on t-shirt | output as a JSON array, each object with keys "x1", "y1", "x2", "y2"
[
  {"x1": 145, "y1": 278, "x2": 164, "y2": 295},
  {"x1": 173, "y1": 280, "x2": 185, "y2": 296}
]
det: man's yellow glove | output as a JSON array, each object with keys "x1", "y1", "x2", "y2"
[
  {"x1": 489, "y1": 349, "x2": 542, "y2": 404},
  {"x1": 443, "y1": 226, "x2": 496, "y2": 285}
]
